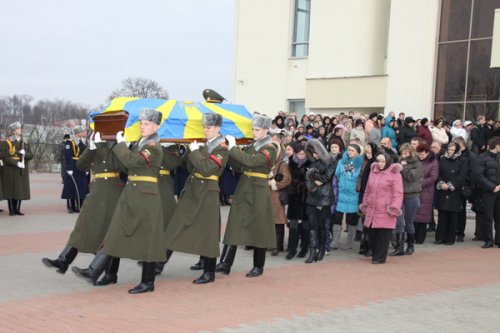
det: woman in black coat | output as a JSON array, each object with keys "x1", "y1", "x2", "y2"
[
  {"x1": 435, "y1": 142, "x2": 468, "y2": 245},
  {"x1": 357, "y1": 142, "x2": 378, "y2": 255},
  {"x1": 286, "y1": 143, "x2": 310, "y2": 260}
]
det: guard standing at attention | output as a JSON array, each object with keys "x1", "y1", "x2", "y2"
[
  {"x1": 42, "y1": 132, "x2": 125, "y2": 284},
  {"x1": 1, "y1": 121, "x2": 33, "y2": 216},
  {"x1": 217, "y1": 114, "x2": 278, "y2": 277},
  {"x1": 72, "y1": 108, "x2": 165, "y2": 294},
  {"x1": 164, "y1": 113, "x2": 228, "y2": 284},
  {"x1": 61, "y1": 126, "x2": 89, "y2": 213}
]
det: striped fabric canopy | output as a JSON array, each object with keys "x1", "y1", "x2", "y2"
[{"x1": 90, "y1": 97, "x2": 253, "y2": 142}]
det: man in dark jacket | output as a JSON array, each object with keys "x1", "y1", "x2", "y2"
[
  {"x1": 476, "y1": 136, "x2": 500, "y2": 248},
  {"x1": 470, "y1": 115, "x2": 488, "y2": 155},
  {"x1": 398, "y1": 117, "x2": 416, "y2": 148},
  {"x1": 453, "y1": 136, "x2": 478, "y2": 242}
]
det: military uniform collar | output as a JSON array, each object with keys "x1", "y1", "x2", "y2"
[
  {"x1": 138, "y1": 133, "x2": 159, "y2": 150},
  {"x1": 9, "y1": 135, "x2": 21, "y2": 142},
  {"x1": 206, "y1": 134, "x2": 225, "y2": 154},
  {"x1": 253, "y1": 135, "x2": 272, "y2": 152}
]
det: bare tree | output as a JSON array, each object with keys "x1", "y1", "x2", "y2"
[{"x1": 108, "y1": 77, "x2": 169, "y2": 101}]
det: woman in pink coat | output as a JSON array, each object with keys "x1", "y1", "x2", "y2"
[{"x1": 359, "y1": 152, "x2": 404, "y2": 264}]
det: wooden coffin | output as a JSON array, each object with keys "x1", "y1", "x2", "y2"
[{"x1": 93, "y1": 111, "x2": 129, "y2": 140}]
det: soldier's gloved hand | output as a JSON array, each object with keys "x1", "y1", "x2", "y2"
[
  {"x1": 17, "y1": 162, "x2": 24, "y2": 169},
  {"x1": 88, "y1": 136, "x2": 97, "y2": 150},
  {"x1": 94, "y1": 131, "x2": 105, "y2": 143},
  {"x1": 67, "y1": 170, "x2": 73, "y2": 176},
  {"x1": 116, "y1": 131, "x2": 125, "y2": 144},
  {"x1": 189, "y1": 140, "x2": 200, "y2": 151},
  {"x1": 19, "y1": 149, "x2": 25, "y2": 155},
  {"x1": 0, "y1": 160, "x2": 3, "y2": 167},
  {"x1": 225, "y1": 135, "x2": 236, "y2": 150}
]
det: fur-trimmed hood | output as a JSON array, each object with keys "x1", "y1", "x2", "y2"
[
  {"x1": 305, "y1": 138, "x2": 330, "y2": 164},
  {"x1": 371, "y1": 162, "x2": 403, "y2": 174}
]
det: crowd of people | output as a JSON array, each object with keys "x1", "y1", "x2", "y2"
[
  {"x1": 263, "y1": 111, "x2": 500, "y2": 264},
  {"x1": 2, "y1": 102, "x2": 499, "y2": 293}
]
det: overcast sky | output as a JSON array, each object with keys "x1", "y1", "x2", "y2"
[{"x1": 0, "y1": 0, "x2": 235, "y2": 109}]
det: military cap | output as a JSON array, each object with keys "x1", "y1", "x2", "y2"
[
  {"x1": 8, "y1": 121, "x2": 22, "y2": 133},
  {"x1": 203, "y1": 89, "x2": 225, "y2": 103},
  {"x1": 73, "y1": 126, "x2": 86, "y2": 135},
  {"x1": 252, "y1": 114, "x2": 272, "y2": 129},
  {"x1": 138, "y1": 108, "x2": 162, "y2": 125},
  {"x1": 202, "y1": 113, "x2": 222, "y2": 127}
]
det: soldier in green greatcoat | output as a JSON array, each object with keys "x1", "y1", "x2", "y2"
[
  {"x1": 42, "y1": 132, "x2": 125, "y2": 284},
  {"x1": 164, "y1": 113, "x2": 229, "y2": 284},
  {"x1": 153, "y1": 142, "x2": 182, "y2": 275},
  {"x1": 1, "y1": 121, "x2": 33, "y2": 216},
  {"x1": 72, "y1": 108, "x2": 165, "y2": 294},
  {"x1": 217, "y1": 114, "x2": 278, "y2": 278}
]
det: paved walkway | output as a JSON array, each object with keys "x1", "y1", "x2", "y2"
[{"x1": 1, "y1": 173, "x2": 499, "y2": 333}]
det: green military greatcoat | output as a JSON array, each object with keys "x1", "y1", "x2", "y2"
[
  {"x1": 103, "y1": 136, "x2": 165, "y2": 262},
  {"x1": 223, "y1": 135, "x2": 278, "y2": 249},
  {"x1": 1, "y1": 136, "x2": 33, "y2": 200},
  {"x1": 67, "y1": 142, "x2": 125, "y2": 253},
  {"x1": 159, "y1": 144, "x2": 181, "y2": 232},
  {"x1": 164, "y1": 135, "x2": 228, "y2": 258}
]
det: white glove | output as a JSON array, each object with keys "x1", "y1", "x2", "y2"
[
  {"x1": 225, "y1": 135, "x2": 236, "y2": 150},
  {"x1": 89, "y1": 138, "x2": 97, "y2": 150},
  {"x1": 67, "y1": 170, "x2": 73, "y2": 176},
  {"x1": 19, "y1": 149, "x2": 25, "y2": 155},
  {"x1": 0, "y1": 160, "x2": 3, "y2": 167},
  {"x1": 116, "y1": 131, "x2": 125, "y2": 144},
  {"x1": 189, "y1": 140, "x2": 200, "y2": 151},
  {"x1": 17, "y1": 162, "x2": 25, "y2": 169},
  {"x1": 94, "y1": 131, "x2": 105, "y2": 143}
]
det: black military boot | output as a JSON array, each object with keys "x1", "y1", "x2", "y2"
[
  {"x1": 305, "y1": 230, "x2": 319, "y2": 263},
  {"x1": 155, "y1": 249, "x2": 173, "y2": 275},
  {"x1": 72, "y1": 250, "x2": 110, "y2": 284},
  {"x1": 129, "y1": 262, "x2": 155, "y2": 294},
  {"x1": 193, "y1": 257, "x2": 216, "y2": 284},
  {"x1": 224, "y1": 194, "x2": 231, "y2": 206},
  {"x1": 190, "y1": 256, "x2": 205, "y2": 270},
  {"x1": 42, "y1": 245, "x2": 78, "y2": 274},
  {"x1": 246, "y1": 247, "x2": 265, "y2": 277},
  {"x1": 389, "y1": 233, "x2": 405, "y2": 256},
  {"x1": 7, "y1": 199, "x2": 15, "y2": 216},
  {"x1": 405, "y1": 233, "x2": 415, "y2": 255},
  {"x1": 15, "y1": 200, "x2": 24, "y2": 215},
  {"x1": 68, "y1": 199, "x2": 76, "y2": 214},
  {"x1": 95, "y1": 257, "x2": 120, "y2": 286},
  {"x1": 215, "y1": 245, "x2": 237, "y2": 275}
]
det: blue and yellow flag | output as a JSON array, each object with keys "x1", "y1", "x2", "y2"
[{"x1": 90, "y1": 97, "x2": 253, "y2": 142}]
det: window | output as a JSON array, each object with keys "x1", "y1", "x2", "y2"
[
  {"x1": 292, "y1": 0, "x2": 311, "y2": 58},
  {"x1": 289, "y1": 99, "x2": 306, "y2": 117},
  {"x1": 435, "y1": 0, "x2": 500, "y2": 121}
]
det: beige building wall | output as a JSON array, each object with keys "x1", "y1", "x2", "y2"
[
  {"x1": 232, "y1": 0, "x2": 441, "y2": 119},
  {"x1": 384, "y1": 0, "x2": 440, "y2": 119}
]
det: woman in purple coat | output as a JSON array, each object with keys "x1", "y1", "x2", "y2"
[
  {"x1": 359, "y1": 152, "x2": 404, "y2": 264},
  {"x1": 414, "y1": 142, "x2": 439, "y2": 244}
]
